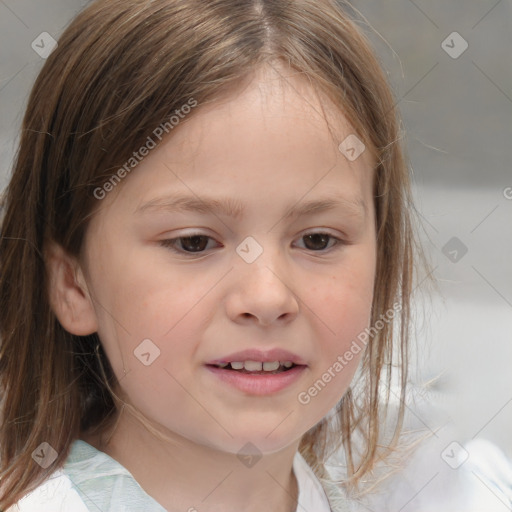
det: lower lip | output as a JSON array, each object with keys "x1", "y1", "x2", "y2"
[{"x1": 205, "y1": 365, "x2": 307, "y2": 395}]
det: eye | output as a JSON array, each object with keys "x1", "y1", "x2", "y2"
[
  {"x1": 294, "y1": 232, "x2": 343, "y2": 252},
  {"x1": 159, "y1": 234, "x2": 220, "y2": 254}
]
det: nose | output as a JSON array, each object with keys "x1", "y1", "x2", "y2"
[{"x1": 225, "y1": 246, "x2": 300, "y2": 327}]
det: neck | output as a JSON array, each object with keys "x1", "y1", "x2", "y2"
[{"x1": 83, "y1": 408, "x2": 300, "y2": 512}]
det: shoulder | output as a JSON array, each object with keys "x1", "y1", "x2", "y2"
[
  {"x1": 318, "y1": 436, "x2": 512, "y2": 511},
  {"x1": 294, "y1": 451, "x2": 355, "y2": 512},
  {"x1": 378, "y1": 437, "x2": 512, "y2": 510},
  {"x1": 62, "y1": 439, "x2": 167, "y2": 511},
  {"x1": 8, "y1": 439, "x2": 166, "y2": 512},
  {"x1": 461, "y1": 438, "x2": 512, "y2": 509},
  {"x1": 6, "y1": 469, "x2": 89, "y2": 512}
]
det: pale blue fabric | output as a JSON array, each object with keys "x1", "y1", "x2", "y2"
[{"x1": 63, "y1": 440, "x2": 167, "y2": 511}]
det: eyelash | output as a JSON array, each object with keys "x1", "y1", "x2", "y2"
[{"x1": 159, "y1": 232, "x2": 345, "y2": 256}]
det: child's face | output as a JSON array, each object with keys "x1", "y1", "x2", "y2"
[{"x1": 80, "y1": 66, "x2": 376, "y2": 454}]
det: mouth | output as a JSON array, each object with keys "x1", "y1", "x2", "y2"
[
  {"x1": 205, "y1": 349, "x2": 308, "y2": 394},
  {"x1": 205, "y1": 361, "x2": 307, "y2": 395}
]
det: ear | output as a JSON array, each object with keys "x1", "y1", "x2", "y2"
[{"x1": 46, "y1": 242, "x2": 98, "y2": 336}]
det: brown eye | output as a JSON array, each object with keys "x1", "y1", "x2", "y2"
[
  {"x1": 298, "y1": 233, "x2": 341, "y2": 251},
  {"x1": 178, "y1": 235, "x2": 210, "y2": 252},
  {"x1": 160, "y1": 235, "x2": 217, "y2": 254}
]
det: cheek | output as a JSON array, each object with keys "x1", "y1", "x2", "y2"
[
  {"x1": 314, "y1": 257, "x2": 375, "y2": 338},
  {"x1": 91, "y1": 258, "x2": 220, "y2": 377},
  {"x1": 93, "y1": 274, "x2": 209, "y2": 417},
  {"x1": 298, "y1": 254, "x2": 374, "y2": 411},
  {"x1": 316, "y1": 282, "x2": 370, "y2": 380}
]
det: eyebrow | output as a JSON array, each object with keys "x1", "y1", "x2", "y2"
[{"x1": 135, "y1": 193, "x2": 367, "y2": 221}]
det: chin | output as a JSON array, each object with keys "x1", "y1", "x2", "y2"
[{"x1": 203, "y1": 428, "x2": 304, "y2": 456}]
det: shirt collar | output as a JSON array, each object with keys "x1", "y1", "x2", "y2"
[{"x1": 293, "y1": 451, "x2": 332, "y2": 511}]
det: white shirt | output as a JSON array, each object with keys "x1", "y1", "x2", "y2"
[
  {"x1": 9, "y1": 437, "x2": 512, "y2": 511},
  {"x1": 9, "y1": 440, "x2": 333, "y2": 511}
]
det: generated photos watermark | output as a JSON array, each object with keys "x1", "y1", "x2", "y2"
[
  {"x1": 297, "y1": 301, "x2": 402, "y2": 405},
  {"x1": 93, "y1": 98, "x2": 198, "y2": 200}
]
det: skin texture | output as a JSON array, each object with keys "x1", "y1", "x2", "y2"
[{"x1": 48, "y1": 64, "x2": 377, "y2": 511}]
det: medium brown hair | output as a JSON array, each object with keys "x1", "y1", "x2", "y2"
[{"x1": 0, "y1": 0, "x2": 429, "y2": 506}]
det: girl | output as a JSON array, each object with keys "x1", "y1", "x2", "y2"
[{"x1": 0, "y1": 0, "x2": 475, "y2": 510}]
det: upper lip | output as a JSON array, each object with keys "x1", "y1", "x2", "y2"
[{"x1": 207, "y1": 348, "x2": 307, "y2": 366}]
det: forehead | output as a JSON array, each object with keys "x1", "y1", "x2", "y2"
[
  {"x1": 169, "y1": 64, "x2": 361, "y2": 157},
  {"x1": 93, "y1": 64, "x2": 375, "y2": 223}
]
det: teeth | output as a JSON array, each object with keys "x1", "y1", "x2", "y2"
[
  {"x1": 217, "y1": 361, "x2": 295, "y2": 371},
  {"x1": 263, "y1": 361, "x2": 280, "y2": 371},
  {"x1": 244, "y1": 360, "x2": 263, "y2": 371}
]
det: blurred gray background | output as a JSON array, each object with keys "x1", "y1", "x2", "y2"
[
  {"x1": 1, "y1": 0, "x2": 511, "y2": 481},
  {"x1": 347, "y1": 0, "x2": 512, "y2": 460}
]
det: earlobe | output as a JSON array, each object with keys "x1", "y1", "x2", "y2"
[{"x1": 46, "y1": 242, "x2": 98, "y2": 336}]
